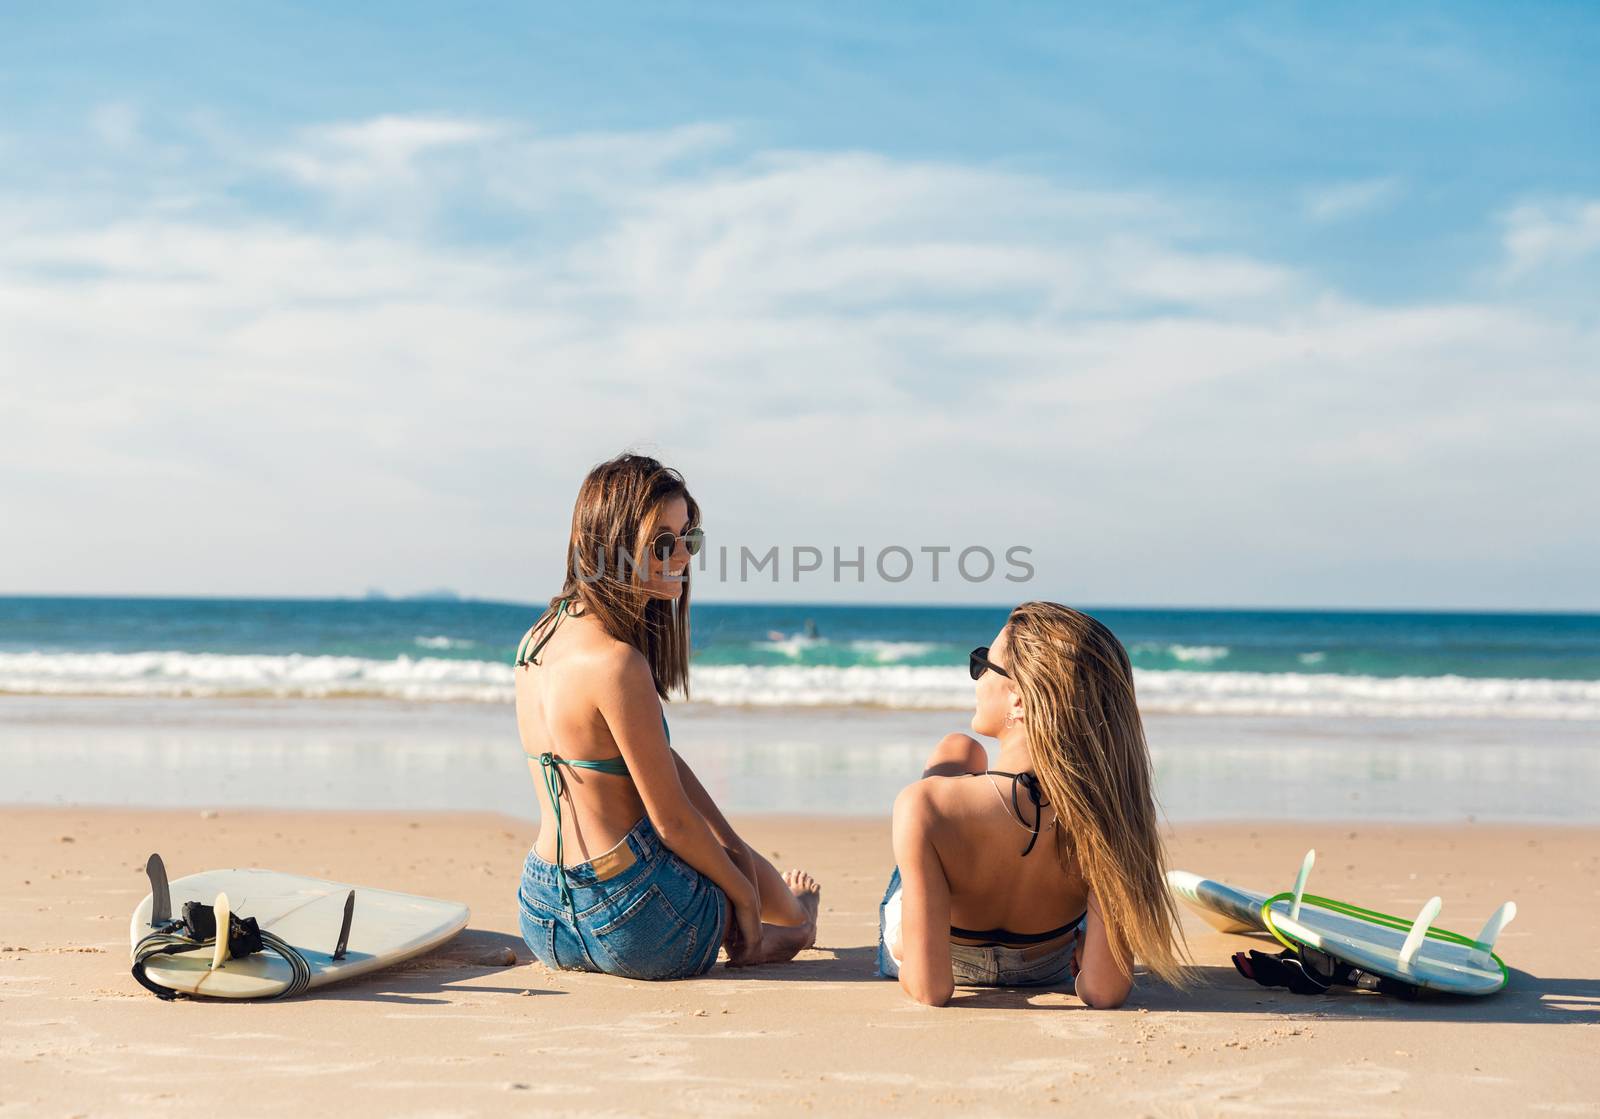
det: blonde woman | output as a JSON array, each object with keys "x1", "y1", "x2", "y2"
[
  {"x1": 515, "y1": 453, "x2": 819, "y2": 979},
  {"x1": 879, "y1": 601, "x2": 1187, "y2": 1007}
]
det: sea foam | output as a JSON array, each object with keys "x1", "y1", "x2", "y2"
[
  {"x1": 2, "y1": 650, "x2": 1599, "y2": 720},
  {"x1": 0, "y1": 650, "x2": 513, "y2": 703}
]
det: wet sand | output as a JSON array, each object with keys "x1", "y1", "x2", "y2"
[{"x1": 8, "y1": 695, "x2": 1598, "y2": 822}]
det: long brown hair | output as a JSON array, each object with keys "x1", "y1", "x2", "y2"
[
  {"x1": 531, "y1": 453, "x2": 698, "y2": 700},
  {"x1": 1005, "y1": 600, "x2": 1189, "y2": 986}
]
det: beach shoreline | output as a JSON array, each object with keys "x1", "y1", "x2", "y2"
[
  {"x1": 6, "y1": 693, "x2": 1598, "y2": 824},
  {"x1": 3, "y1": 806, "x2": 1596, "y2": 1116}
]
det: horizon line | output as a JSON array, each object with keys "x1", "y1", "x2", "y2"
[{"x1": 1, "y1": 591, "x2": 1597, "y2": 619}]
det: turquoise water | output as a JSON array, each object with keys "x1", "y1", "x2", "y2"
[{"x1": 2, "y1": 597, "x2": 1598, "y2": 719}]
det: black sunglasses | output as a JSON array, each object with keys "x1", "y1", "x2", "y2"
[
  {"x1": 651, "y1": 527, "x2": 705, "y2": 561},
  {"x1": 969, "y1": 645, "x2": 1010, "y2": 681}
]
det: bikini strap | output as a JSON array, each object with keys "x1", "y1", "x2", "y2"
[
  {"x1": 532, "y1": 752, "x2": 576, "y2": 914},
  {"x1": 516, "y1": 597, "x2": 571, "y2": 668},
  {"x1": 984, "y1": 769, "x2": 1049, "y2": 857},
  {"x1": 1013, "y1": 772, "x2": 1047, "y2": 857}
]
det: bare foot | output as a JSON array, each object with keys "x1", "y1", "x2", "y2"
[
  {"x1": 782, "y1": 869, "x2": 820, "y2": 952},
  {"x1": 746, "y1": 870, "x2": 822, "y2": 965}
]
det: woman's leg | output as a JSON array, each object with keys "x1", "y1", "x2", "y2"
[
  {"x1": 922, "y1": 732, "x2": 989, "y2": 779},
  {"x1": 739, "y1": 845, "x2": 813, "y2": 927},
  {"x1": 754, "y1": 871, "x2": 821, "y2": 964},
  {"x1": 675, "y1": 746, "x2": 818, "y2": 935},
  {"x1": 721, "y1": 845, "x2": 819, "y2": 964}
]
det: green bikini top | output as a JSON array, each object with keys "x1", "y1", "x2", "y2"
[{"x1": 516, "y1": 596, "x2": 671, "y2": 912}]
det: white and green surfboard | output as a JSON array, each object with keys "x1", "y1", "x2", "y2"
[{"x1": 1167, "y1": 851, "x2": 1515, "y2": 996}]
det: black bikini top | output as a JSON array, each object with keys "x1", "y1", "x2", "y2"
[{"x1": 981, "y1": 769, "x2": 1049, "y2": 857}]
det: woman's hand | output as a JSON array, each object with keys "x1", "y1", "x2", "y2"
[
  {"x1": 728, "y1": 840, "x2": 761, "y2": 914},
  {"x1": 723, "y1": 899, "x2": 765, "y2": 967}
]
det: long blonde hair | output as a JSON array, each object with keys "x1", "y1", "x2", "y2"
[
  {"x1": 1005, "y1": 601, "x2": 1189, "y2": 985},
  {"x1": 529, "y1": 452, "x2": 698, "y2": 700}
]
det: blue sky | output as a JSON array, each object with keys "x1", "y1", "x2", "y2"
[{"x1": 2, "y1": 4, "x2": 1597, "y2": 607}]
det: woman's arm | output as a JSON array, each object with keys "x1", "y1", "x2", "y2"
[
  {"x1": 669, "y1": 748, "x2": 763, "y2": 913},
  {"x1": 890, "y1": 781, "x2": 955, "y2": 1007},
  {"x1": 594, "y1": 646, "x2": 762, "y2": 963},
  {"x1": 1071, "y1": 890, "x2": 1134, "y2": 1009},
  {"x1": 670, "y1": 748, "x2": 740, "y2": 846}
]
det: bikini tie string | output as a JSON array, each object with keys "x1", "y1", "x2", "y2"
[
  {"x1": 1014, "y1": 772, "x2": 1048, "y2": 857},
  {"x1": 537, "y1": 753, "x2": 575, "y2": 913}
]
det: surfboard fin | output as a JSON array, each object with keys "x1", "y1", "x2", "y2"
[
  {"x1": 1471, "y1": 901, "x2": 1516, "y2": 966},
  {"x1": 1397, "y1": 896, "x2": 1443, "y2": 971},
  {"x1": 332, "y1": 890, "x2": 355, "y2": 961},
  {"x1": 145, "y1": 853, "x2": 172, "y2": 928},
  {"x1": 1289, "y1": 849, "x2": 1315, "y2": 921},
  {"x1": 210, "y1": 893, "x2": 232, "y2": 970}
]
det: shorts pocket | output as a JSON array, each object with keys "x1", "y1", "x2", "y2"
[
  {"x1": 949, "y1": 946, "x2": 999, "y2": 987},
  {"x1": 589, "y1": 883, "x2": 698, "y2": 980},
  {"x1": 994, "y1": 943, "x2": 1076, "y2": 988},
  {"x1": 518, "y1": 910, "x2": 557, "y2": 968}
]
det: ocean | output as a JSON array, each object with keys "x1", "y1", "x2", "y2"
[
  {"x1": 3, "y1": 596, "x2": 1599, "y2": 720},
  {"x1": 5, "y1": 597, "x2": 1597, "y2": 822}
]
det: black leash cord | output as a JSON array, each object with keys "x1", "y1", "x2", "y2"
[{"x1": 130, "y1": 929, "x2": 313, "y2": 1000}]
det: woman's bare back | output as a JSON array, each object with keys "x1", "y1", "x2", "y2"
[
  {"x1": 514, "y1": 610, "x2": 650, "y2": 865},
  {"x1": 928, "y1": 772, "x2": 1089, "y2": 937}
]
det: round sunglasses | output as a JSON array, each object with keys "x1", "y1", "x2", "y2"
[
  {"x1": 969, "y1": 645, "x2": 1010, "y2": 681},
  {"x1": 650, "y1": 527, "x2": 705, "y2": 561}
]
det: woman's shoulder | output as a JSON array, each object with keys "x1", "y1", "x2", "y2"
[
  {"x1": 892, "y1": 773, "x2": 986, "y2": 835},
  {"x1": 559, "y1": 617, "x2": 651, "y2": 682}
]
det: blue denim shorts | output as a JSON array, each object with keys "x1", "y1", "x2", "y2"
[
  {"x1": 877, "y1": 866, "x2": 1082, "y2": 989},
  {"x1": 518, "y1": 814, "x2": 728, "y2": 981}
]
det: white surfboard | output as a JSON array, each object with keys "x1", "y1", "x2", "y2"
[
  {"x1": 130, "y1": 862, "x2": 470, "y2": 999},
  {"x1": 1167, "y1": 869, "x2": 1275, "y2": 934},
  {"x1": 1167, "y1": 852, "x2": 1513, "y2": 997}
]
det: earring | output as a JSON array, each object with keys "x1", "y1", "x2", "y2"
[{"x1": 1004, "y1": 714, "x2": 1017, "y2": 729}]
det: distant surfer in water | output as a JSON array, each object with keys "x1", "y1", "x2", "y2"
[
  {"x1": 878, "y1": 602, "x2": 1190, "y2": 1006},
  {"x1": 513, "y1": 453, "x2": 819, "y2": 977}
]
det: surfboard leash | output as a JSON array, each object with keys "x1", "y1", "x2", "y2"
[
  {"x1": 1231, "y1": 944, "x2": 1422, "y2": 999},
  {"x1": 131, "y1": 901, "x2": 313, "y2": 1000}
]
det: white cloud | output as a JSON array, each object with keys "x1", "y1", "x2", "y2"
[
  {"x1": 0, "y1": 115, "x2": 1595, "y2": 607},
  {"x1": 1303, "y1": 177, "x2": 1400, "y2": 222},
  {"x1": 90, "y1": 102, "x2": 143, "y2": 150},
  {"x1": 481, "y1": 122, "x2": 735, "y2": 211},
  {"x1": 571, "y1": 153, "x2": 1288, "y2": 317},
  {"x1": 271, "y1": 113, "x2": 504, "y2": 195},
  {"x1": 1499, "y1": 197, "x2": 1600, "y2": 279},
  {"x1": 313, "y1": 114, "x2": 499, "y2": 156}
]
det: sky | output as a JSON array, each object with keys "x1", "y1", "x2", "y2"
[{"x1": 1, "y1": 2, "x2": 1597, "y2": 609}]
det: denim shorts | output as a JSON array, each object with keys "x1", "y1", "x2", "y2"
[
  {"x1": 518, "y1": 815, "x2": 728, "y2": 981},
  {"x1": 877, "y1": 866, "x2": 1082, "y2": 989}
]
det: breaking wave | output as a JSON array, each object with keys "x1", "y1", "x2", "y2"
[{"x1": 3, "y1": 651, "x2": 1599, "y2": 720}]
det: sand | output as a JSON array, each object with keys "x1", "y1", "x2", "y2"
[{"x1": 2, "y1": 807, "x2": 1597, "y2": 1117}]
